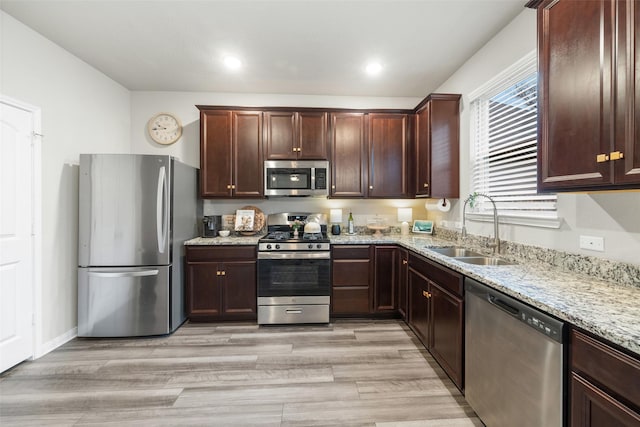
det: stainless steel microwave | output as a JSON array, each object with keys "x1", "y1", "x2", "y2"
[{"x1": 264, "y1": 160, "x2": 329, "y2": 197}]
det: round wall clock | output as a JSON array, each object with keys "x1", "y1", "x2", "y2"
[{"x1": 147, "y1": 112, "x2": 182, "y2": 145}]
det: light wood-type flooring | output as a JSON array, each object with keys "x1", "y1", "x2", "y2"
[{"x1": 0, "y1": 319, "x2": 482, "y2": 426}]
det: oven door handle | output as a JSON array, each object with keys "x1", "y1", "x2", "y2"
[{"x1": 258, "y1": 252, "x2": 330, "y2": 260}]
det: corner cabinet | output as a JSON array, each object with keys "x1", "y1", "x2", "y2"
[
  {"x1": 185, "y1": 246, "x2": 257, "y2": 321},
  {"x1": 570, "y1": 329, "x2": 640, "y2": 426},
  {"x1": 368, "y1": 114, "x2": 410, "y2": 198},
  {"x1": 264, "y1": 110, "x2": 328, "y2": 160},
  {"x1": 198, "y1": 108, "x2": 264, "y2": 198},
  {"x1": 530, "y1": 0, "x2": 640, "y2": 191},
  {"x1": 414, "y1": 94, "x2": 461, "y2": 198}
]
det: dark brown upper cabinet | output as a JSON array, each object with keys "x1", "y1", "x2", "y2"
[
  {"x1": 530, "y1": 0, "x2": 640, "y2": 191},
  {"x1": 368, "y1": 113, "x2": 410, "y2": 198},
  {"x1": 330, "y1": 112, "x2": 368, "y2": 198},
  {"x1": 199, "y1": 108, "x2": 263, "y2": 198},
  {"x1": 264, "y1": 111, "x2": 328, "y2": 160},
  {"x1": 414, "y1": 94, "x2": 461, "y2": 198}
]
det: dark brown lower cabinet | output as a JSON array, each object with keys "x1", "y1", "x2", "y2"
[
  {"x1": 331, "y1": 245, "x2": 373, "y2": 315},
  {"x1": 374, "y1": 245, "x2": 397, "y2": 313},
  {"x1": 408, "y1": 267, "x2": 430, "y2": 345},
  {"x1": 396, "y1": 248, "x2": 409, "y2": 319},
  {"x1": 570, "y1": 329, "x2": 640, "y2": 426},
  {"x1": 407, "y1": 252, "x2": 464, "y2": 390},
  {"x1": 185, "y1": 246, "x2": 257, "y2": 321}
]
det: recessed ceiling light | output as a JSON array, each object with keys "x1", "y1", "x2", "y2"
[
  {"x1": 223, "y1": 56, "x2": 242, "y2": 70},
  {"x1": 365, "y1": 62, "x2": 382, "y2": 76}
]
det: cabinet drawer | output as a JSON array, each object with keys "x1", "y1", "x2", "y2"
[
  {"x1": 332, "y1": 245, "x2": 371, "y2": 259},
  {"x1": 186, "y1": 245, "x2": 256, "y2": 262},
  {"x1": 409, "y1": 253, "x2": 463, "y2": 296},
  {"x1": 571, "y1": 330, "x2": 640, "y2": 410},
  {"x1": 332, "y1": 287, "x2": 370, "y2": 314},
  {"x1": 332, "y1": 259, "x2": 371, "y2": 287}
]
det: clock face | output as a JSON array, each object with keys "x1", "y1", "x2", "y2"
[{"x1": 148, "y1": 113, "x2": 182, "y2": 145}]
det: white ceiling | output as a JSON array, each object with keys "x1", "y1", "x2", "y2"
[{"x1": 1, "y1": 0, "x2": 526, "y2": 97}]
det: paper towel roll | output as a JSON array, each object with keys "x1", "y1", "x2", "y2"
[{"x1": 437, "y1": 198, "x2": 451, "y2": 212}]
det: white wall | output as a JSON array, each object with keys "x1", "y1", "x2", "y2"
[
  {"x1": 1, "y1": 12, "x2": 131, "y2": 348},
  {"x1": 434, "y1": 9, "x2": 640, "y2": 266}
]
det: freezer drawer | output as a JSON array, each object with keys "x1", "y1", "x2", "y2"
[{"x1": 78, "y1": 266, "x2": 170, "y2": 337}]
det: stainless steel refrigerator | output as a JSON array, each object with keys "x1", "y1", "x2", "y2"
[{"x1": 78, "y1": 154, "x2": 200, "y2": 337}]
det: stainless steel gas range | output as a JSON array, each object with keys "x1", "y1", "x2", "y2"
[{"x1": 257, "y1": 213, "x2": 330, "y2": 325}]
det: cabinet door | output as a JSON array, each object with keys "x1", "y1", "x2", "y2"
[
  {"x1": 429, "y1": 283, "x2": 463, "y2": 389},
  {"x1": 233, "y1": 111, "x2": 263, "y2": 197},
  {"x1": 570, "y1": 373, "x2": 640, "y2": 427},
  {"x1": 368, "y1": 114, "x2": 408, "y2": 198},
  {"x1": 374, "y1": 246, "x2": 397, "y2": 312},
  {"x1": 408, "y1": 268, "x2": 430, "y2": 347},
  {"x1": 264, "y1": 111, "x2": 296, "y2": 160},
  {"x1": 330, "y1": 113, "x2": 367, "y2": 197},
  {"x1": 415, "y1": 103, "x2": 431, "y2": 197},
  {"x1": 430, "y1": 96, "x2": 460, "y2": 198},
  {"x1": 185, "y1": 262, "x2": 222, "y2": 317},
  {"x1": 298, "y1": 111, "x2": 328, "y2": 159},
  {"x1": 538, "y1": 0, "x2": 615, "y2": 191},
  {"x1": 615, "y1": 0, "x2": 640, "y2": 185},
  {"x1": 396, "y1": 248, "x2": 409, "y2": 319},
  {"x1": 200, "y1": 110, "x2": 233, "y2": 197},
  {"x1": 221, "y1": 261, "x2": 257, "y2": 316}
]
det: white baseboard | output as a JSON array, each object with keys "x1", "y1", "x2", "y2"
[{"x1": 35, "y1": 327, "x2": 77, "y2": 359}]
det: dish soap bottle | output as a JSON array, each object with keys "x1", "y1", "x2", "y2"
[{"x1": 348, "y1": 211, "x2": 355, "y2": 234}]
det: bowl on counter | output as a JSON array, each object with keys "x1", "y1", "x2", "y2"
[{"x1": 218, "y1": 230, "x2": 230, "y2": 237}]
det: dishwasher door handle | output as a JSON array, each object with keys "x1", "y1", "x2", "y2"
[{"x1": 488, "y1": 294, "x2": 519, "y2": 317}]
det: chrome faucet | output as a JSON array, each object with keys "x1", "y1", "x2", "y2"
[{"x1": 462, "y1": 192, "x2": 500, "y2": 255}]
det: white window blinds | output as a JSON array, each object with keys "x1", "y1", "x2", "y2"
[{"x1": 470, "y1": 52, "x2": 557, "y2": 218}]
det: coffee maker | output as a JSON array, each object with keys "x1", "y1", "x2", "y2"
[{"x1": 202, "y1": 215, "x2": 222, "y2": 237}]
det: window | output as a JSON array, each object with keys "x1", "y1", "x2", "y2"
[{"x1": 469, "y1": 52, "x2": 557, "y2": 223}]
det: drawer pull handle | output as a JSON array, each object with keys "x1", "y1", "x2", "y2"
[
  {"x1": 596, "y1": 154, "x2": 609, "y2": 163},
  {"x1": 610, "y1": 151, "x2": 624, "y2": 161},
  {"x1": 286, "y1": 309, "x2": 303, "y2": 314}
]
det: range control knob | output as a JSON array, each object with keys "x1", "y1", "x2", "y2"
[
  {"x1": 317, "y1": 244, "x2": 322, "y2": 249},
  {"x1": 266, "y1": 244, "x2": 272, "y2": 250},
  {"x1": 275, "y1": 244, "x2": 280, "y2": 250},
  {"x1": 308, "y1": 244, "x2": 314, "y2": 249}
]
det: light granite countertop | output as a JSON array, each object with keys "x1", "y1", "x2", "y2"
[{"x1": 185, "y1": 233, "x2": 640, "y2": 357}]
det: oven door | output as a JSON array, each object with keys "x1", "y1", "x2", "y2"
[{"x1": 257, "y1": 252, "x2": 330, "y2": 297}]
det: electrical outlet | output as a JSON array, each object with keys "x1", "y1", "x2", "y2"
[{"x1": 579, "y1": 235, "x2": 604, "y2": 252}]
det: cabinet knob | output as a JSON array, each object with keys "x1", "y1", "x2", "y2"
[
  {"x1": 369, "y1": 185, "x2": 373, "y2": 190},
  {"x1": 231, "y1": 185, "x2": 236, "y2": 189},
  {"x1": 331, "y1": 185, "x2": 336, "y2": 189},
  {"x1": 402, "y1": 259, "x2": 408, "y2": 265},
  {"x1": 221, "y1": 271, "x2": 226, "y2": 276},
  {"x1": 596, "y1": 154, "x2": 609, "y2": 163},
  {"x1": 423, "y1": 183, "x2": 429, "y2": 188},
  {"x1": 422, "y1": 290, "x2": 431, "y2": 299},
  {"x1": 610, "y1": 151, "x2": 624, "y2": 161},
  {"x1": 216, "y1": 271, "x2": 221, "y2": 276},
  {"x1": 227, "y1": 185, "x2": 231, "y2": 189}
]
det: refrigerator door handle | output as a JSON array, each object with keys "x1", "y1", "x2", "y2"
[
  {"x1": 88, "y1": 269, "x2": 160, "y2": 278},
  {"x1": 156, "y1": 165, "x2": 168, "y2": 253}
]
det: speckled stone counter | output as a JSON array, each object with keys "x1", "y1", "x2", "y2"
[{"x1": 186, "y1": 233, "x2": 640, "y2": 357}]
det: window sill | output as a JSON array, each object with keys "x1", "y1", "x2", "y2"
[{"x1": 465, "y1": 212, "x2": 562, "y2": 229}]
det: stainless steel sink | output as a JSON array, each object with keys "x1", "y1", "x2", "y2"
[
  {"x1": 453, "y1": 256, "x2": 515, "y2": 266},
  {"x1": 427, "y1": 247, "x2": 484, "y2": 258}
]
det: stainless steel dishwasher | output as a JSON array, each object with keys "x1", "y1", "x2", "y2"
[{"x1": 465, "y1": 278, "x2": 565, "y2": 427}]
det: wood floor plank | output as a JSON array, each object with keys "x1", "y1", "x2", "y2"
[{"x1": 0, "y1": 320, "x2": 480, "y2": 426}]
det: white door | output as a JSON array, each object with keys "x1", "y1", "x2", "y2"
[{"x1": 0, "y1": 98, "x2": 36, "y2": 372}]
